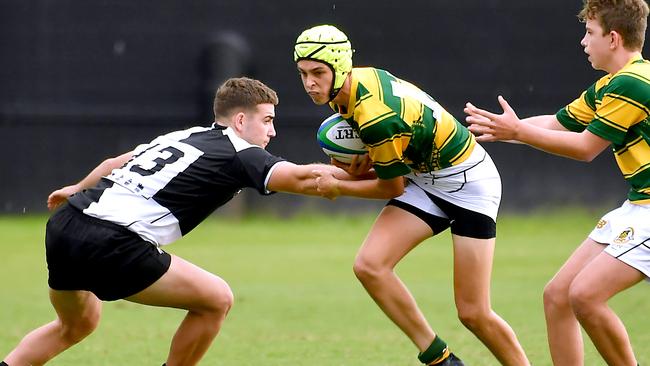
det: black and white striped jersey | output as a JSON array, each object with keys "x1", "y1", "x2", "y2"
[{"x1": 68, "y1": 123, "x2": 285, "y2": 245}]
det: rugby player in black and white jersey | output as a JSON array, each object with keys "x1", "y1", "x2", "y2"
[{"x1": 2, "y1": 77, "x2": 354, "y2": 366}]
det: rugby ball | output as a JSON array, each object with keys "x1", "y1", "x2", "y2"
[{"x1": 317, "y1": 113, "x2": 367, "y2": 164}]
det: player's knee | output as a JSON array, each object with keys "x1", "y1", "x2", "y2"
[
  {"x1": 567, "y1": 282, "x2": 598, "y2": 319},
  {"x1": 204, "y1": 279, "x2": 234, "y2": 315},
  {"x1": 543, "y1": 279, "x2": 571, "y2": 312},
  {"x1": 352, "y1": 256, "x2": 386, "y2": 282},
  {"x1": 456, "y1": 304, "x2": 490, "y2": 331},
  {"x1": 59, "y1": 313, "x2": 100, "y2": 345}
]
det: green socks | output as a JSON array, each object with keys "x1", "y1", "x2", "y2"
[{"x1": 418, "y1": 335, "x2": 450, "y2": 365}]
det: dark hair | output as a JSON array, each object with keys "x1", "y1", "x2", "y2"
[
  {"x1": 213, "y1": 77, "x2": 279, "y2": 120},
  {"x1": 579, "y1": 0, "x2": 649, "y2": 50}
]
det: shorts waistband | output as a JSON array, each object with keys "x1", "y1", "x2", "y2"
[{"x1": 63, "y1": 204, "x2": 136, "y2": 235}]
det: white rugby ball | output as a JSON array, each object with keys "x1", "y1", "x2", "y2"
[{"x1": 317, "y1": 113, "x2": 367, "y2": 163}]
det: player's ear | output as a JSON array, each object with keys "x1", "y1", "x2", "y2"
[
  {"x1": 609, "y1": 30, "x2": 621, "y2": 49},
  {"x1": 233, "y1": 111, "x2": 245, "y2": 131}
]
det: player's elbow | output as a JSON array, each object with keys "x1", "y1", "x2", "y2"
[{"x1": 575, "y1": 149, "x2": 599, "y2": 162}]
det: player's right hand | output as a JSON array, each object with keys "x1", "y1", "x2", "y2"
[
  {"x1": 330, "y1": 154, "x2": 372, "y2": 177},
  {"x1": 47, "y1": 185, "x2": 79, "y2": 211}
]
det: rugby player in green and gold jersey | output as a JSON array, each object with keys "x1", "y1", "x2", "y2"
[
  {"x1": 466, "y1": 1, "x2": 650, "y2": 365},
  {"x1": 294, "y1": 25, "x2": 530, "y2": 366}
]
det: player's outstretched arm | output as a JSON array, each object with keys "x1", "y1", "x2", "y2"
[
  {"x1": 464, "y1": 99, "x2": 567, "y2": 144},
  {"x1": 266, "y1": 161, "x2": 347, "y2": 199},
  {"x1": 47, "y1": 151, "x2": 133, "y2": 210},
  {"x1": 314, "y1": 170, "x2": 404, "y2": 200},
  {"x1": 465, "y1": 96, "x2": 610, "y2": 161}
]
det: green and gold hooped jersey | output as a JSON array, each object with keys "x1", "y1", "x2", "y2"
[
  {"x1": 330, "y1": 67, "x2": 475, "y2": 180},
  {"x1": 556, "y1": 55, "x2": 650, "y2": 204}
]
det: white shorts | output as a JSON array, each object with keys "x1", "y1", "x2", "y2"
[
  {"x1": 397, "y1": 143, "x2": 502, "y2": 221},
  {"x1": 590, "y1": 200, "x2": 650, "y2": 278},
  {"x1": 389, "y1": 144, "x2": 501, "y2": 239}
]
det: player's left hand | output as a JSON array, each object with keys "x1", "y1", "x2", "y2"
[
  {"x1": 330, "y1": 153, "x2": 372, "y2": 177},
  {"x1": 47, "y1": 184, "x2": 79, "y2": 210},
  {"x1": 313, "y1": 169, "x2": 341, "y2": 200},
  {"x1": 464, "y1": 96, "x2": 521, "y2": 142}
]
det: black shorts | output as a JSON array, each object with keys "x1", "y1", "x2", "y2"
[
  {"x1": 388, "y1": 193, "x2": 497, "y2": 239},
  {"x1": 45, "y1": 204, "x2": 172, "y2": 301}
]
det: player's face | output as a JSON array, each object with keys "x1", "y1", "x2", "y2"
[
  {"x1": 241, "y1": 103, "x2": 276, "y2": 148},
  {"x1": 581, "y1": 18, "x2": 612, "y2": 71},
  {"x1": 297, "y1": 60, "x2": 334, "y2": 105}
]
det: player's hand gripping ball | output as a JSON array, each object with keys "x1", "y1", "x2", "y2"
[{"x1": 317, "y1": 113, "x2": 367, "y2": 164}]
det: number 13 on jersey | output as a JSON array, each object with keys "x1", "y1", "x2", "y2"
[{"x1": 108, "y1": 137, "x2": 204, "y2": 199}]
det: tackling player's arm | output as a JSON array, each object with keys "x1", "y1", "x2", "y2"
[
  {"x1": 266, "y1": 162, "x2": 343, "y2": 199},
  {"x1": 313, "y1": 170, "x2": 404, "y2": 200},
  {"x1": 267, "y1": 161, "x2": 381, "y2": 200},
  {"x1": 47, "y1": 151, "x2": 134, "y2": 210}
]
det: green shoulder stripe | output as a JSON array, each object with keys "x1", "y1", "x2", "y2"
[
  {"x1": 374, "y1": 69, "x2": 402, "y2": 115},
  {"x1": 617, "y1": 71, "x2": 650, "y2": 85},
  {"x1": 355, "y1": 83, "x2": 372, "y2": 108},
  {"x1": 607, "y1": 74, "x2": 650, "y2": 109},
  {"x1": 584, "y1": 83, "x2": 597, "y2": 110}
]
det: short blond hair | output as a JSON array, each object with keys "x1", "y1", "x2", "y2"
[
  {"x1": 213, "y1": 77, "x2": 279, "y2": 120},
  {"x1": 579, "y1": 0, "x2": 649, "y2": 50}
]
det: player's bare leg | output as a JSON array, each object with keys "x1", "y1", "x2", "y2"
[
  {"x1": 569, "y1": 251, "x2": 642, "y2": 366},
  {"x1": 353, "y1": 205, "x2": 438, "y2": 352},
  {"x1": 452, "y1": 235, "x2": 529, "y2": 366},
  {"x1": 4, "y1": 290, "x2": 102, "y2": 366},
  {"x1": 543, "y1": 238, "x2": 603, "y2": 366},
  {"x1": 127, "y1": 255, "x2": 234, "y2": 366}
]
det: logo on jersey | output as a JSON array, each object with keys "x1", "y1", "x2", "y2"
[
  {"x1": 595, "y1": 219, "x2": 607, "y2": 229},
  {"x1": 613, "y1": 227, "x2": 635, "y2": 244}
]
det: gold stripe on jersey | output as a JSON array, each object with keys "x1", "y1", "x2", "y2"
[
  {"x1": 604, "y1": 92, "x2": 650, "y2": 118},
  {"x1": 566, "y1": 103, "x2": 591, "y2": 126},
  {"x1": 369, "y1": 134, "x2": 412, "y2": 168},
  {"x1": 615, "y1": 136, "x2": 643, "y2": 156},
  {"x1": 436, "y1": 119, "x2": 458, "y2": 151},
  {"x1": 594, "y1": 112, "x2": 628, "y2": 133},
  {"x1": 401, "y1": 97, "x2": 424, "y2": 128},
  {"x1": 450, "y1": 135, "x2": 474, "y2": 164},
  {"x1": 363, "y1": 110, "x2": 398, "y2": 130}
]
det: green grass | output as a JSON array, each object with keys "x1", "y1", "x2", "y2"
[{"x1": 1, "y1": 209, "x2": 648, "y2": 365}]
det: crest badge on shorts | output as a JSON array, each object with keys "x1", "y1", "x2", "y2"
[{"x1": 614, "y1": 227, "x2": 635, "y2": 244}]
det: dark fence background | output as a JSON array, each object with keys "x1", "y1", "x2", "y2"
[{"x1": 1, "y1": 0, "x2": 635, "y2": 214}]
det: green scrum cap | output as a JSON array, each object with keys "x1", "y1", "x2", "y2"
[{"x1": 294, "y1": 24, "x2": 353, "y2": 101}]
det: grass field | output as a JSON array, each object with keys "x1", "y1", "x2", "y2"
[{"x1": 1, "y1": 209, "x2": 648, "y2": 365}]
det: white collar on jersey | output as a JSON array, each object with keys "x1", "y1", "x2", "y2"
[{"x1": 219, "y1": 125, "x2": 262, "y2": 152}]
